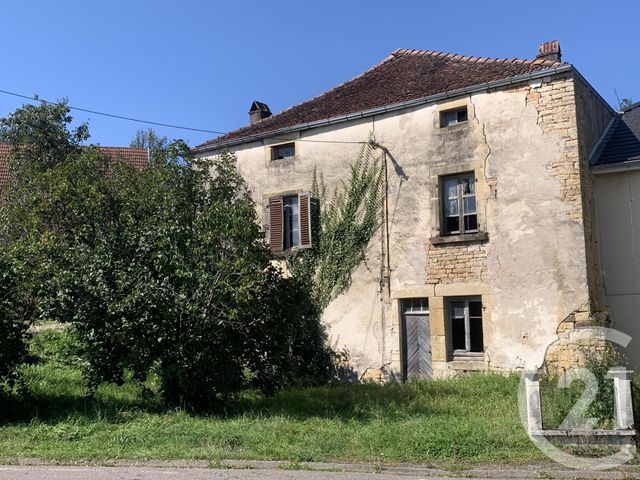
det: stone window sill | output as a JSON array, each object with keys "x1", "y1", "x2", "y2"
[
  {"x1": 430, "y1": 231, "x2": 488, "y2": 246},
  {"x1": 448, "y1": 353, "x2": 487, "y2": 371},
  {"x1": 452, "y1": 351, "x2": 485, "y2": 359}
]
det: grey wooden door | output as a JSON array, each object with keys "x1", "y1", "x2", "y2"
[{"x1": 401, "y1": 298, "x2": 432, "y2": 380}]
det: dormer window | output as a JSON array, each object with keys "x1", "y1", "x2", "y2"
[
  {"x1": 440, "y1": 107, "x2": 468, "y2": 127},
  {"x1": 271, "y1": 143, "x2": 295, "y2": 160}
]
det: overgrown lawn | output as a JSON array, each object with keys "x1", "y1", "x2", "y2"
[{"x1": 0, "y1": 330, "x2": 542, "y2": 463}]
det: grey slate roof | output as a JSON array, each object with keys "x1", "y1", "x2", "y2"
[{"x1": 591, "y1": 102, "x2": 640, "y2": 167}]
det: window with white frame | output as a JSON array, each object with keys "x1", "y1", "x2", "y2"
[
  {"x1": 440, "y1": 107, "x2": 468, "y2": 127},
  {"x1": 441, "y1": 173, "x2": 478, "y2": 236},
  {"x1": 449, "y1": 297, "x2": 483, "y2": 354}
]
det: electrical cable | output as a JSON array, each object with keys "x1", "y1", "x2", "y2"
[
  {"x1": 0, "y1": 88, "x2": 373, "y2": 145},
  {"x1": 0, "y1": 88, "x2": 226, "y2": 135}
]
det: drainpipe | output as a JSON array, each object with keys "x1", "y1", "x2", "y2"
[
  {"x1": 372, "y1": 141, "x2": 392, "y2": 296},
  {"x1": 372, "y1": 141, "x2": 392, "y2": 378},
  {"x1": 382, "y1": 148, "x2": 391, "y2": 296}
]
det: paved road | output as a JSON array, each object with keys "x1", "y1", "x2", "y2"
[
  {"x1": 2, "y1": 464, "x2": 640, "y2": 480},
  {"x1": 0, "y1": 465, "x2": 463, "y2": 480}
]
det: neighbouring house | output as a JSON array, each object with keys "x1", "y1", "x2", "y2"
[
  {"x1": 0, "y1": 143, "x2": 150, "y2": 189},
  {"x1": 194, "y1": 41, "x2": 617, "y2": 381},
  {"x1": 591, "y1": 102, "x2": 640, "y2": 367}
]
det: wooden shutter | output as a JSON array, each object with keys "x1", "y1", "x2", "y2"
[
  {"x1": 268, "y1": 196, "x2": 284, "y2": 252},
  {"x1": 299, "y1": 192, "x2": 312, "y2": 249}
]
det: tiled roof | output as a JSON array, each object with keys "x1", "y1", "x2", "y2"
[
  {"x1": 0, "y1": 144, "x2": 149, "y2": 187},
  {"x1": 196, "y1": 48, "x2": 566, "y2": 150},
  {"x1": 92, "y1": 146, "x2": 150, "y2": 170},
  {"x1": 591, "y1": 102, "x2": 640, "y2": 167}
]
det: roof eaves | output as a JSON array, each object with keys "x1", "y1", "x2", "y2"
[
  {"x1": 592, "y1": 157, "x2": 640, "y2": 174},
  {"x1": 194, "y1": 64, "x2": 574, "y2": 153}
]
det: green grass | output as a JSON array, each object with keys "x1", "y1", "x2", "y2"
[{"x1": 0, "y1": 330, "x2": 543, "y2": 463}]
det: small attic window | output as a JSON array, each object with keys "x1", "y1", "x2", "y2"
[
  {"x1": 440, "y1": 107, "x2": 468, "y2": 127},
  {"x1": 271, "y1": 143, "x2": 295, "y2": 160}
]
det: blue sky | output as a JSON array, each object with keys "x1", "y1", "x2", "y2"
[{"x1": 0, "y1": 1, "x2": 637, "y2": 147}]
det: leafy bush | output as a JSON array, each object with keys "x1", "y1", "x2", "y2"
[
  {"x1": 0, "y1": 102, "x2": 332, "y2": 410},
  {"x1": 28, "y1": 329, "x2": 85, "y2": 367},
  {"x1": 45, "y1": 148, "x2": 331, "y2": 408},
  {"x1": 540, "y1": 344, "x2": 624, "y2": 429},
  {"x1": 0, "y1": 245, "x2": 34, "y2": 383},
  {"x1": 583, "y1": 345, "x2": 624, "y2": 425}
]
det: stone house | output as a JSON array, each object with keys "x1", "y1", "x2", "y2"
[{"x1": 194, "y1": 41, "x2": 616, "y2": 381}]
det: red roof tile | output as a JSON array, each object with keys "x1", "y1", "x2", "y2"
[
  {"x1": 0, "y1": 144, "x2": 149, "y2": 188},
  {"x1": 92, "y1": 146, "x2": 150, "y2": 170},
  {"x1": 196, "y1": 48, "x2": 566, "y2": 150}
]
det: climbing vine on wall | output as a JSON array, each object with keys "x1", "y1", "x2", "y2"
[{"x1": 287, "y1": 138, "x2": 383, "y2": 311}]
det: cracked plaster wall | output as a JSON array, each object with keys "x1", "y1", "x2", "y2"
[{"x1": 198, "y1": 72, "x2": 610, "y2": 379}]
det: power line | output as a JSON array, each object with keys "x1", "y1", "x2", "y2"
[
  {"x1": 0, "y1": 88, "x2": 227, "y2": 135},
  {"x1": 0, "y1": 88, "x2": 375, "y2": 146}
]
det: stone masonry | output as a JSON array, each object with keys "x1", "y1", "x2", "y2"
[
  {"x1": 197, "y1": 48, "x2": 616, "y2": 380},
  {"x1": 424, "y1": 73, "x2": 613, "y2": 374},
  {"x1": 524, "y1": 73, "x2": 614, "y2": 371},
  {"x1": 426, "y1": 242, "x2": 487, "y2": 284},
  {"x1": 526, "y1": 74, "x2": 583, "y2": 222}
]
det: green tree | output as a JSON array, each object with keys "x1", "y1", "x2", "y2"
[
  {"x1": 0, "y1": 98, "x2": 88, "y2": 178},
  {"x1": 0, "y1": 244, "x2": 35, "y2": 384},
  {"x1": 0, "y1": 99, "x2": 88, "y2": 383},
  {"x1": 0, "y1": 102, "x2": 331, "y2": 409},
  {"x1": 129, "y1": 128, "x2": 168, "y2": 160},
  {"x1": 41, "y1": 146, "x2": 329, "y2": 407}
]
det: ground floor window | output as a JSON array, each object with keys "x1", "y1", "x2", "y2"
[{"x1": 449, "y1": 297, "x2": 483, "y2": 354}]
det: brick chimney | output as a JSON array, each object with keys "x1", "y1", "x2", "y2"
[
  {"x1": 537, "y1": 40, "x2": 561, "y2": 62},
  {"x1": 249, "y1": 101, "x2": 272, "y2": 125}
]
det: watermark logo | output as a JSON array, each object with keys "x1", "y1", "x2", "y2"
[{"x1": 517, "y1": 326, "x2": 636, "y2": 470}]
